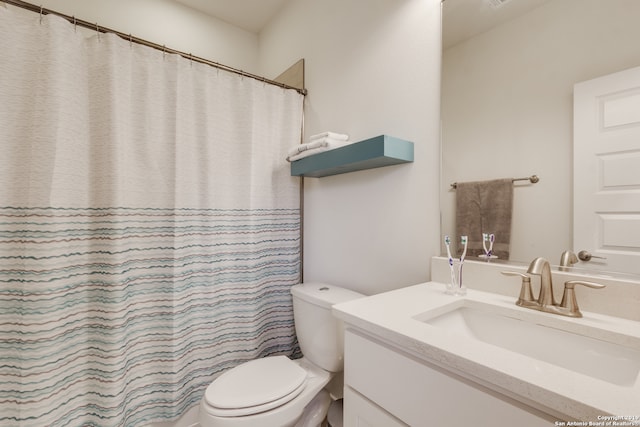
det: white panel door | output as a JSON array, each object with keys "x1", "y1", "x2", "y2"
[{"x1": 574, "y1": 66, "x2": 640, "y2": 274}]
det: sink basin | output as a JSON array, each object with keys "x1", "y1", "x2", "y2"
[{"x1": 415, "y1": 300, "x2": 640, "y2": 387}]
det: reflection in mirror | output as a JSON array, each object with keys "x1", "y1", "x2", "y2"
[{"x1": 440, "y1": 0, "x2": 640, "y2": 274}]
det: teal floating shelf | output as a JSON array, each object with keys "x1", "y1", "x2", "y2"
[{"x1": 290, "y1": 135, "x2": 414, "y2": 178}]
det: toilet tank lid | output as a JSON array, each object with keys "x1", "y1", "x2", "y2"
[{"x1": 291, "y1": 283, "x2": 364, "y2": 308}]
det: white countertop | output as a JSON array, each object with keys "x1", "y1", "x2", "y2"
[{"x1": 332, "y1": 282, "x2": 640, "y2": 421}]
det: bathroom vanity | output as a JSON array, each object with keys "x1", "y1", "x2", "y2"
[
  {"x1": 342, "y1": 327, "x2": 553, "y2": 426},
  {"x1": 332, "y1": 261, "x2": 640, "y2": 426}
]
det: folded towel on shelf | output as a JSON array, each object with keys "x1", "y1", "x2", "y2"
[
  {"x1": 286, "y1": 139, "x2": 350, "y2": 162},
  {"x1": 455, "y1": 178, "x2": 513, "y2": 260},
  {"x1": 309, "y1": 131, "x2": 349, "y2": 141},
  {"x1": 286, "y1": 133, "x2": 352, "y2": 162},
  {"x1": 286, "y1": 137, "x2": 350, "y2": 158}
]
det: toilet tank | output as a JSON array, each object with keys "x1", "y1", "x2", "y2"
[{"x1": 291, "y1": 283, "x2": 364, "y2": 373}]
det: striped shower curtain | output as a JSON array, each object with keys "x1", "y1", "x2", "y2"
[{"x1": 0, "y1": 6, "x2": 303, "y2": 427}]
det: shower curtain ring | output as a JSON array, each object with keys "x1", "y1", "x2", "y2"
[
  {"x1": 130, "y1": 34, "x2": 133, "y2": 48},
  {"x1": 39, "y1": 5, "x2": 43, "y2": 24},
  {"x1": 73, "y1": 16, "x2": 77, "y2": 32},
  {"x1": 96, "y1": 22, "x2": 100, "y2": 41},
  {"x1": 163, "y1": 45, "x2": 166, "y2": 60}
]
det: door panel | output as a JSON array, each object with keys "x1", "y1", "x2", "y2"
[{"x1": 574, "y1": 66, "x2": 640, "y2": 274}]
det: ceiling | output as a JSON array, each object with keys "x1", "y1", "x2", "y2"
[
  {"x1": 174, "y1": 0, "x2": 551, "y2": 46},
  {"x1": 443, "y1": 0, "x2": 552, "y2": 49},
  {"x1": 174, "y1": 0, "x2": 290, "y2": 33}
]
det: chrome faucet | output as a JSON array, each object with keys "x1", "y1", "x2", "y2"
[{"x1": 502, "y1": 257, "x2": 605, "y2": 318}]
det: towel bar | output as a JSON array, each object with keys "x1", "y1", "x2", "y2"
[{"x1": 450, "y1": 175, "x2": 539, "y2": 189}]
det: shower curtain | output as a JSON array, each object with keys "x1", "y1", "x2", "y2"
[{"x1": 0, "y1": 6, "x2": 303, "y2": 427}]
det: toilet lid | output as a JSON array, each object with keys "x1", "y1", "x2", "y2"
[{"x1": 204, "y1": 356, "x2": 307, "y2": 416}]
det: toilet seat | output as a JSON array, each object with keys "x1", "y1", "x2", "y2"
[{"x1": 204, "y1": 356, "x2": 308, "y2": 417}]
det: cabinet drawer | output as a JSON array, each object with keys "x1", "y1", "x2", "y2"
[
  {"x1": 344, "y1": 329, "x2": 550, "y2": 427},
  {"x1": 343, "y1": 386, "x2": 408, "y2": 427}
]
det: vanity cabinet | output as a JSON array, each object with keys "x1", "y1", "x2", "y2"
[{"x1": 343, "y1": 329, "x2": 553, "y2": 427}]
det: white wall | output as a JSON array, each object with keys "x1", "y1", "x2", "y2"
[
  {"x1": 441, "y1": 0, "x2": 640, "y2": 264},
  {"x1": 259, "y1": 0, "x2": 443, "y2": 295},
  {"x1": 33, "y1": 0, "x2": 259, "y2": 73}
]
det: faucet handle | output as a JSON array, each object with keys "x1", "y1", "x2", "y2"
[
  {"x1": 501, "y1": 271, "x2": 536, "y2": 307},
  {"x1": 564, "y1": 280, "x2": 606, "y2": 289},
  {"x1": 559, "y1": 280, "x2": 606, "y2": 318}
]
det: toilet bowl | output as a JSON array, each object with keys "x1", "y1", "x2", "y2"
[{"x1": 198, "y1": 283, "x2": 364, "y2": 427}]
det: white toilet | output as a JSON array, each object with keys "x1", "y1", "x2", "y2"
[{"x1": 198, "y1": 283, "x2": 364, "y2": 427}]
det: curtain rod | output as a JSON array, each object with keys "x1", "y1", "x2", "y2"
[
  {"x1": 450, "y1": 175, "x2": 539, "y2": 189},
  {"x1": 2, "y1": 0, "x2": 307, "y2": 96}
]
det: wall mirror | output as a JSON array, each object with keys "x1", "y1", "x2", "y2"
[{"x1": 440, "y1": 0, "x2": 640, "y2": 276}]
